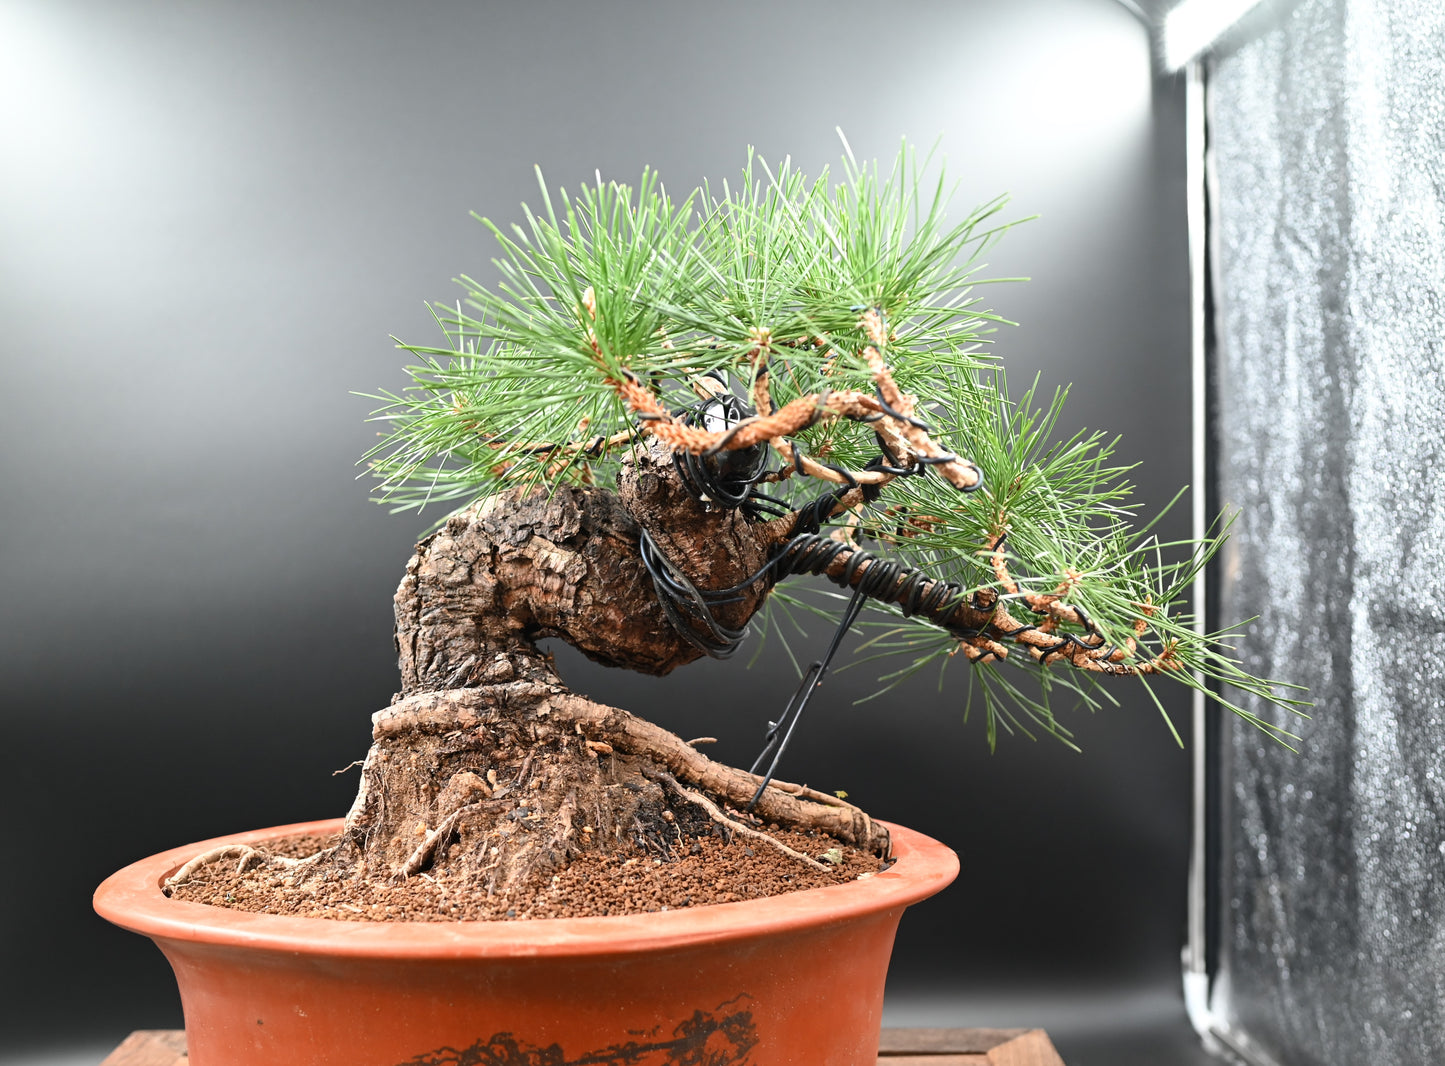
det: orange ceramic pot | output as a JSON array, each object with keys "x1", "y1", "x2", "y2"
[{"x1": 95, "y1": 818, "x2": 957, "y2": 1066}]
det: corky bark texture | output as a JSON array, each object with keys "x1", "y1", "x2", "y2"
[
  {"x1": 393, "y1": 440, "x2": 776, "y2": 692},
  {"x1": 339, "y1": 684, "x2": 887, "y2": 895},
  {"x1": 165, "y1": 442, "x2": 889, "y2": 904}
]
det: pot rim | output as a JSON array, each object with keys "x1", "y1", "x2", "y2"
[{"x1": 95, "y1": 817, "x2": 957, "y2": 960}]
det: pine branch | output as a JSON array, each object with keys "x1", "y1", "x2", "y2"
[{"x1": 362, "y1": 135, "x2": 1308, "y2": 746}]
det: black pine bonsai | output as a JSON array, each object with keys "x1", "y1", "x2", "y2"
[{"x1": 168, "y1": 140, "x2": 1302, "y2": 905}]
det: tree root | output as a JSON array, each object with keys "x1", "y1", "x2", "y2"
[
  {"x1": 288, "y1": 682, "x2": 894, "y2": 899},
  {"x1": 395, "y1": 801, "x2": 487, "y2": 879},
  {"x1": 362, "y1": 684, "x2": 891, "y2": 859},
  {"x1": 645, "y1": 768, "x2": 830, "y2": 873},
  {"x1": 163, "y1": 843, "x2": 334, "y2": 894}
]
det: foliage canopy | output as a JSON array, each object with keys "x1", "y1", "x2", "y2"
[{"x1": 363, "y1": 137, "x2": 1306, "y2": 750}]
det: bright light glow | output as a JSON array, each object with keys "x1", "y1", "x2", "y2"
[
  {"x1": 0, "y1": 3, "x2": 87, "y2": 176},
  {"x1": 1162, "y1": 0, "x2": 1267, "y2": 69}
]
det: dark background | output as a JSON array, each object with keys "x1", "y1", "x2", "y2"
[{"x1": 0, "y1": 1, "x2": 1210, "y2": 1062}]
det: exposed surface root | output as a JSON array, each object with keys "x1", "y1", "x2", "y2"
[
  {"x1": 164, "y1": 843, "x2": 333, "y2": 894},
  {"x1": 396, "y1": 801, "x2": 488, "y2": 879},
  {"x1": 645, "y1": 768, "x2": 830, "y2": 873},
  {"x1": 163, "y1": 677, "x2": 887, "y2": 918},
  {"x1": 253, "y1": 682, "x2": 891, "y2": 904}
]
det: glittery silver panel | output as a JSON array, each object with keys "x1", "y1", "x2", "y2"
[{"x1": 1210, "y1": 0, "x2": 1445, "y2": 1062}]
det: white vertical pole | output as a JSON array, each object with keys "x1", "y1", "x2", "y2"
[{"x1": 1182, "y1": 52, "x2": 1213, "y2": 1030}]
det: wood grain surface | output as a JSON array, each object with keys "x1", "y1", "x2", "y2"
[
  {"x1": 100, "y1": 1027, "x2": 1066, "y2": 1065},
  {"x1": 98, "y1": 1031, "x2": 188, "y2": 1066}
]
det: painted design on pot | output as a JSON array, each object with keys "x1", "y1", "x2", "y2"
[{"x1": 398, "y1": 997, "x2": 757, "y2": 1066}]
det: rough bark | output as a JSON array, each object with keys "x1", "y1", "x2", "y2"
[
  {"x1": 394, "y1": 442, "x2": 776, "y2": 693},
  {"x1": 322, "y1": 684, "x2": 888, "y2": 896},
  {"x1": 237, "y1": 442, "x2": 890, "y2": 902}
]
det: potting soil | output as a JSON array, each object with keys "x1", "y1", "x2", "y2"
[{"x1": 166, "y1": 828, "x2": 886, "y2": 921}]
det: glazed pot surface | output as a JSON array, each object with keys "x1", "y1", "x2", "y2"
[{"x1": 96, "y1": 819, "x2": 958, "y2": 1066}]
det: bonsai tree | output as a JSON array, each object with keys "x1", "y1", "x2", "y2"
[{"x1": 173, "y1": 141, "x2": 1300, "y2": 904}]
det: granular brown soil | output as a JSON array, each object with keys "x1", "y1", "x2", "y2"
[{"x1": 167, "y1": 829, "x2": 888, "y2": 922}]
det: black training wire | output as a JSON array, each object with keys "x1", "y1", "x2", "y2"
[
  {"x1": 772, "y1": 533, "x2": 973, "y2": 626},
  {"x1": 639, "y1": 374, "x2": 997, "y2": 792},
  {"x1": 638, "y1": 529, "x2": 750, "y2": 658},
  {"x1": 746, "y1": 584, "x2": 869, "y2": 809},
  {"x1": 670, "y1": 384, "x2": 771, "y2": 515}
]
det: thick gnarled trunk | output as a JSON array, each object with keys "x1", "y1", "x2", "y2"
[
  {"x1": 393, "y1": 442, "x2": 777, "y2": 692},
  {"x1": 229, "y1": 443, "x2": 890, "y2": 901}
]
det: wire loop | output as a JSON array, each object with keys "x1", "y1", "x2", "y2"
[{"x1": 637, "y1": 374, "x2": 999, "y2": 796}]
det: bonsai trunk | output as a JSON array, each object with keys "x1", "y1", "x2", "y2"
[{"x1": 265, "y1": 442, "x2": 890, "y2": 901}]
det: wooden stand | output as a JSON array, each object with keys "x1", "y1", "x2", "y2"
[
  {"x1": 102, "y1": 1027, "x2": 1065, "y2": 1065},
  {"x1": 878, "y1": 1028, "x2": 1065, "y2": 1064}
]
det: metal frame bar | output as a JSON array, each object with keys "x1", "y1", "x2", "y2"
[
  {"x1": 1181, "y1": 52, "x2": 1287, "y2": 1066},
  {"x1": 1182, "y1": 52, "x2": 1220, "y2": 1048}
]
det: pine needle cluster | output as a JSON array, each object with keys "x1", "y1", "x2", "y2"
[{"x1": 362, "y1": 137, "x2": 1305, "y2": 749}]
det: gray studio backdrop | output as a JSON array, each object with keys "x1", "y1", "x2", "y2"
[
  {"x1": 0, "y1": 1, "x2": 1195, "y2": 1060},
  {"x1": 1204, "y1": 0, "x2": 1445, "y2": 1063}
]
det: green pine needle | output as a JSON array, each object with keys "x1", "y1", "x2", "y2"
[{"x1": 361, "y1": 135, "x2": 1308, "y2": 750}]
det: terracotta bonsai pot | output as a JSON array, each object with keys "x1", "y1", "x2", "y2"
[{"x1": 95, "y1": 817, "x2": 957, "y2": 1066}]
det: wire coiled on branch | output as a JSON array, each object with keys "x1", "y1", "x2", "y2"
[{"x1": 635, "y1": 381, "x2": 996, "y2": 803}]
